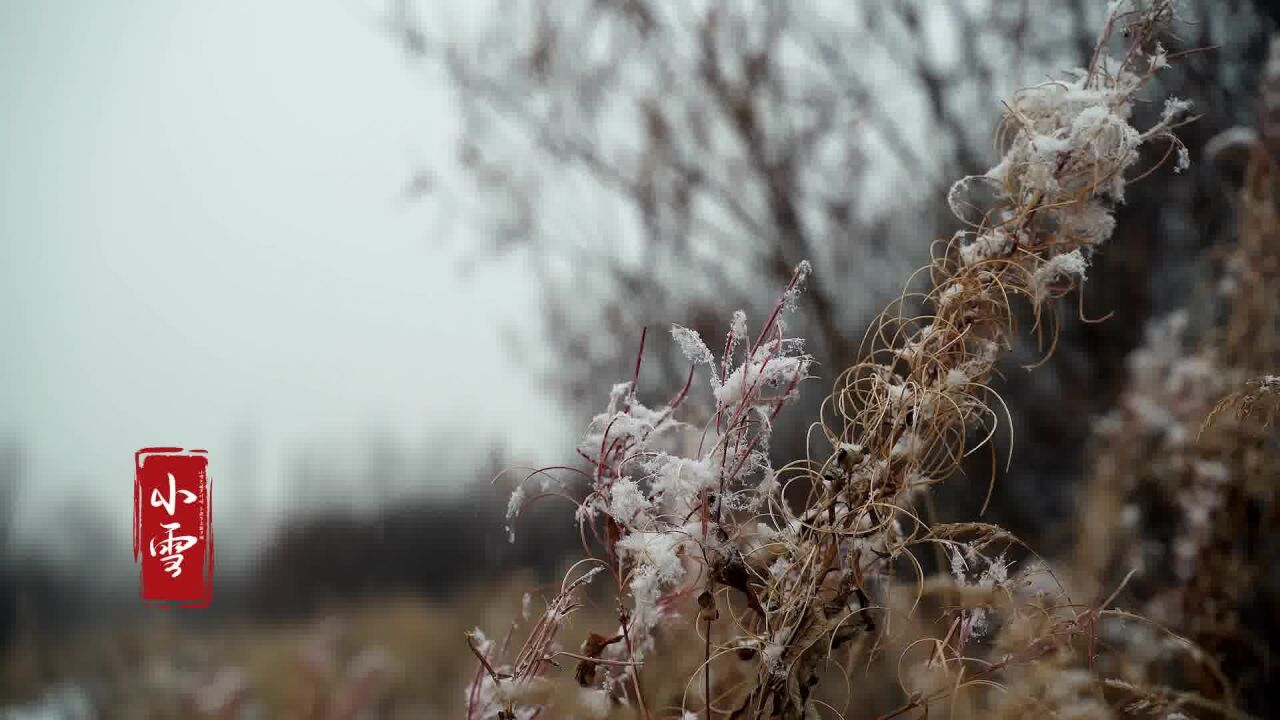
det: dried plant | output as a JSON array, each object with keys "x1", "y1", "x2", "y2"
[
  {"x1": 1071, "y1": 40, "x2": 1280, "y2": 713},
  {"x1": 475, "y1": 3, "x2": 1251, "y2": 719}
]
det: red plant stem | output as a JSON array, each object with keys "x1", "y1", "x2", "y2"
[
  {"x1": 752, "y1": 264, "x2": 805, "y2": 354},
  {"x1": 624, "y1": 326, "x2": 648, "y2": 413},
  {"x1": 655, "y1": 363, "x2": 697, "y2": 427}
]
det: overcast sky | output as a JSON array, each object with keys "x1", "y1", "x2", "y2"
[{"x1": 0, "y1": 1, "x2": 568, "y2": 561}]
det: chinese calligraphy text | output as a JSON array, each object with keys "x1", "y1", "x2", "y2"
[{"x1": 134, "y1": 447, "x2": 212, "y2": 607}]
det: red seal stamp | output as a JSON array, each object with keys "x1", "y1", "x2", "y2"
[{"x1": 134, "y1": 447, "x2": 213, "y2": 607}]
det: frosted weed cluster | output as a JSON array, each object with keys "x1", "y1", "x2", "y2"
[
  {"x1": 466, "y1": 3, "x2": 1260, "y2": 718},
  {"x1": 1073, "y1": 46, "x2": 1280, "y2": 711}
]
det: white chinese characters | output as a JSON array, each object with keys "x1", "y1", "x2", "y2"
[{"x1": 148, "y1": 472, "x2": 198, "y2": 578}]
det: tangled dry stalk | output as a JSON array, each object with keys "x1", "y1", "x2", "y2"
[
  {"x1": 1072, "y1": 40, "x2": 1280, "y2": 713},
  {"x1": 471, "y1": 3, "x2": 1270, "y2": 719}
]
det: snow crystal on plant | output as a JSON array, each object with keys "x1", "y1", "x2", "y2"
[
  {"x1": 883, "y1": 382, "x2": 915, "y2": 409},
  {"x1": 671, "y1": 324, "x2": 713, "y2": 366},
  {"x1": 608, "y1": 381, "x2": 632, "y2": 407},
  {"x1": 714, "y1": 350, "x2": 809, "y2": 408},
  {"x1": 936, "y1": 282, "x2": 964, "y2": 308},
  {"x1": 978, "y1": 554, "x2": 1010, "y2": 589},
  {"x1": 1175, "y1": 145, "x2": 1191, "y2": 173},
  {"x1": 470, "y1": 627, "x2": 493, "y2": 656},
  {"x1": 608, "y1": 477, "x2": 651, "y2": 524},
  {"x1": 624, "y1": 565, "x2": 666, "y2": 656},
  {"x1": 644, "y1": 453, "x2": 715, "y2": 513},
  {"x1": 507, "y1": 485, "x2": 525, "y2": 520},
  {"x1": 579, "y1": 398, "x2": 672, "y2": 464},
  {"x1": 755, "y1": 465, "x2": 781, "y2": 496},
  {"x1": 891, "y1": 431, "x2": 926, "y2": 460},
  {"x1": 895, "y1": 324, "x2": 935, "y2": 363},
  {"x1": 948, "y1": 175, "x2": 979, "y2": 219},
  {"x1": 617, "y1": 531, "x2": 687, "y2": 586},
  {"x1": 1151, "y1": 41, "x2": 1170, "y2": 70},
  {"x1": 1032, "y1": 249, "x2": 1089, "y2": 301},
  {"x1": 755, "y1": 521, "x2": 781, "y2": 541},
  {"x1": 730, "y1": 310, "x2": 748, "y2": 342},
  {"x1": 492, "y1": 677, "x2": 551, "y2": 716},
  {"x1": 1025, "y1": 133, "x2": 1072, "y2": 193},
  {"x1": 959, "y1": 229, "x2": 1012, "y2": 266},
  {"x1": 1014, "y1": 560, "x2": 1058, "y2": 598},
  {"x1": 1069, "y1": 105, "x2": 1142, "y2": 200},
  {"x1": 983, "y1": 47, "x2": 1174, "y2": 212},
  {"x1": 762, "y1": 629, "x2": 789, "y2": 675},
  {"x1": 1062, "y1": 200, "x2": 1117, "y2": 246},
  {"x1": 783, "y1": 260, "x2": 813, "y2": 313},
  {"x1": 1162, "y1": 97, "x2": 1194, "y2": 126},
  {"x1": 949, "y1": 545, "x2": 969, "y2": 583},
  {"x1": 543, "y1": 264, "x2": 813, "y2": 678}
]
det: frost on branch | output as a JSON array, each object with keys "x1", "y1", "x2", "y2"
[
  {"x1": 579, "y1": 267, "x2": 812, "y2": 663},
  {"x1": 502, "y1": 263, "x2": 813, "y2": 688}
]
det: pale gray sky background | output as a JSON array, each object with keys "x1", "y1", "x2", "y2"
[{"x1": 0, "y1": 1, "x2": 567, "y2": 566}]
